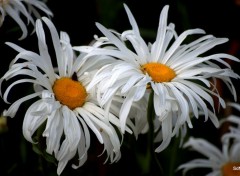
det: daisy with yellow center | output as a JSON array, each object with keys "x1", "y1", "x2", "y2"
[
  {"x1": 82, "y1": 4, "x2": 239, "y2": 152},
  {"x1": 53, "y1": 77, "x2": 87, "y2": 109},
  {"x1": 178, "y1": 137, "x2": 240, "y2": 176},
  {"x1": 0, "y1": 17, "x2": 136, "y2": 175},
  {"x1": 0, "y1": 0, "x2": 53, "y2": 40}
]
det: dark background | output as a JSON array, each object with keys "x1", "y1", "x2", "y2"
[{"x1": 0, "y1": 0, "x2": 240, "y2": 176}]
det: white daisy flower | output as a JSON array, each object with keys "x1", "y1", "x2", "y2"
[
  {"x1": 0, "y1": 17, "x2": 128, "y2": 175},
  {"x1": 82, "y1": 4, "x2": 240, "y2": 152},
  {"x1": 178, "y1": 137, "x2": 240, "y2": 176},
  {"x1": 0, "y1": 0, "x2": 53, "y2": 40}
]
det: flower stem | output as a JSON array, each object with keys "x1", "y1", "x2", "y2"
[{"x1": 145, "y1": 91, "x2": 163, "y2": 175}]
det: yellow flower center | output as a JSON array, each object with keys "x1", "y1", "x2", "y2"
[
  {"x1": 53, "y1": 77, "x2": 87, "y2": 110},
  {"x1": 141, "y1": 62, "x2": 176, "y2": 83},
  {"x1": 222, "y1": 162, "x2": 240, "y2": 176}
]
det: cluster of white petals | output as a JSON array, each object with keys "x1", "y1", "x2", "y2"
[
  {"x1": 221, "y1": 103, "x2": 240, "y2": 142},
  {"x1": 178, "y1": 103, "x2": 240, "y2": 175},
  {"x1": 0, "y1": 17, "x2": 146, "y2": 175},
  {"x1": 178, "y1": 136, "x2": 240, "y2": 176},
  {"x1": 0, "y1": 0, "x2": 53, "y2": 39},
  {"x1": 78, "y1": 4, "x2": 240, "y2": 152}
]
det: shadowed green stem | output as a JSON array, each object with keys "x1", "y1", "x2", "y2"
[{"x1": 145, "y1": 91, "x2": 163, "y2": 175}]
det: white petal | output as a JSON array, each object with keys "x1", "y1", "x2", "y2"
[
  {"x1": 155, "y1": 114, "x2": 172, "y2": 152},
  {"x1": 62, "y1": 106, "x2": 81, "y2": 152},
  {"x1": 151, "y1": 5, "x2": 169, "y2": 62},
  {"x1": 5, "y1": 5, "x2": 27, "y2": 40},
  {"x1": 4, "y1": 92, "x2": 41, "y2": 117},
  {"x1": 77, "y1": 108, "x2": 104, "y2": 144},
  {"x1": 22, "y1": 100, "x2": 47, "y2": 143}
]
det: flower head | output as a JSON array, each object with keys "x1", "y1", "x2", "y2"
[
  {"x1": 82, "y1": 4, "x2": 240, "y2": 152},
  {"x1": 0, "y1": 0, "x2": 53, "y2": 40},
  {"x1": 0, "y1": 17, "x2": 130, "y2": 175},
  {"x1": 178, "y1": 137, "x2": 240, "y2": 176}
]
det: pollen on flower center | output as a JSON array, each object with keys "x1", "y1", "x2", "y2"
[
  {"x1": 53, "y1": 77, "x2": 87, "y2": 109},
  {"x1": 141, "y1": 62, "x2": 176, "y2": 83},
  {"x1": 222, "y1": 162, "x2": 240, "y2": 176}
]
